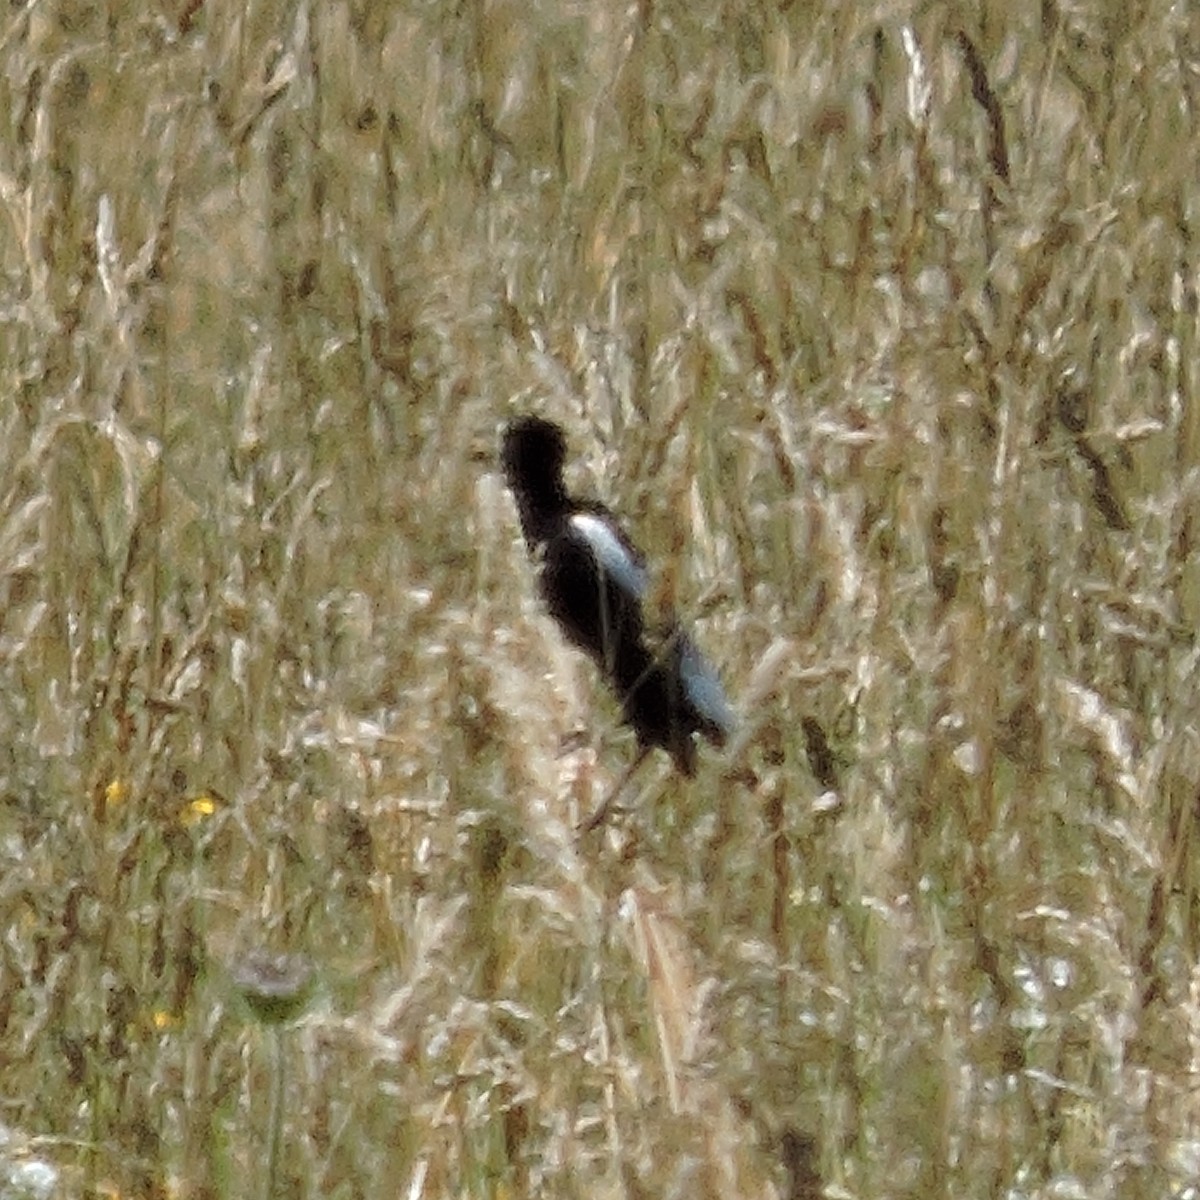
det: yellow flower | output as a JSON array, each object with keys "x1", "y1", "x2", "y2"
[{"x1": 180, "y1": 792, "x2": 220, "y2": 827}]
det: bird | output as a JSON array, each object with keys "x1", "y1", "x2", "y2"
[{"x1": 501, "y1": 415, "x2": 734, "y2": 823}]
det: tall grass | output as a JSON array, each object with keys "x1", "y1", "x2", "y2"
[{"x1": 2, "y1": 1, "x2": 1199, "y2": 1197}]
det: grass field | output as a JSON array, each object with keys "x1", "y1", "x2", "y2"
[{"x1": 3, "y1": 1, "x2": 1200, "y2": 1197}]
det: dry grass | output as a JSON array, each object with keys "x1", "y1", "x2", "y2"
[{"x1": 2, "y1": 1, "x2": 1200, "y2": 1197}]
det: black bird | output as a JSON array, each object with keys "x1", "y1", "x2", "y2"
[{"x1": 501, "y1": 416, "x2": 734, "y2": 808}]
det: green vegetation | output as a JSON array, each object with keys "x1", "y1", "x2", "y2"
[{"x1": 2, "y1": 1, "x2": 1199, "y2": 1197}]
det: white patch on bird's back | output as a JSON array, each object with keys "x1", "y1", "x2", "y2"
[
  {"x1": 568, "y1": 512, "x2": 648, "y2": 597},
  {"x1": 569, "y1": 511, "x2": 735, "y2": 735},
  {"x1": 678, "y1": 635, "x2": 736, "y2": 735}
]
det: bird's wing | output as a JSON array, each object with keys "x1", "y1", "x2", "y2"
[{"x1": 568, "y1": 511, "x2": 649, "y2": 599}]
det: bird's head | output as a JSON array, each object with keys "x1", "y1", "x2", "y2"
[{"x1": 501, "y1": 416, "x2": 568, "y2": 502}]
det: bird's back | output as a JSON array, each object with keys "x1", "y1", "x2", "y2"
[
  {"x1": 546, "y1": 512, "x2": 734, "y2": 776},
  {"x1": 617, "y1": 628, "x2": 734, "y2": 776},
  {"x1": 539, "y1": 514, "x2": 647, "y2": 680}
]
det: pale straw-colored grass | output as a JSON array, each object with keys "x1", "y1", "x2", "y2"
[{"x1": 1, "y1": 2, "x2": 1199, "y2": 1197}]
